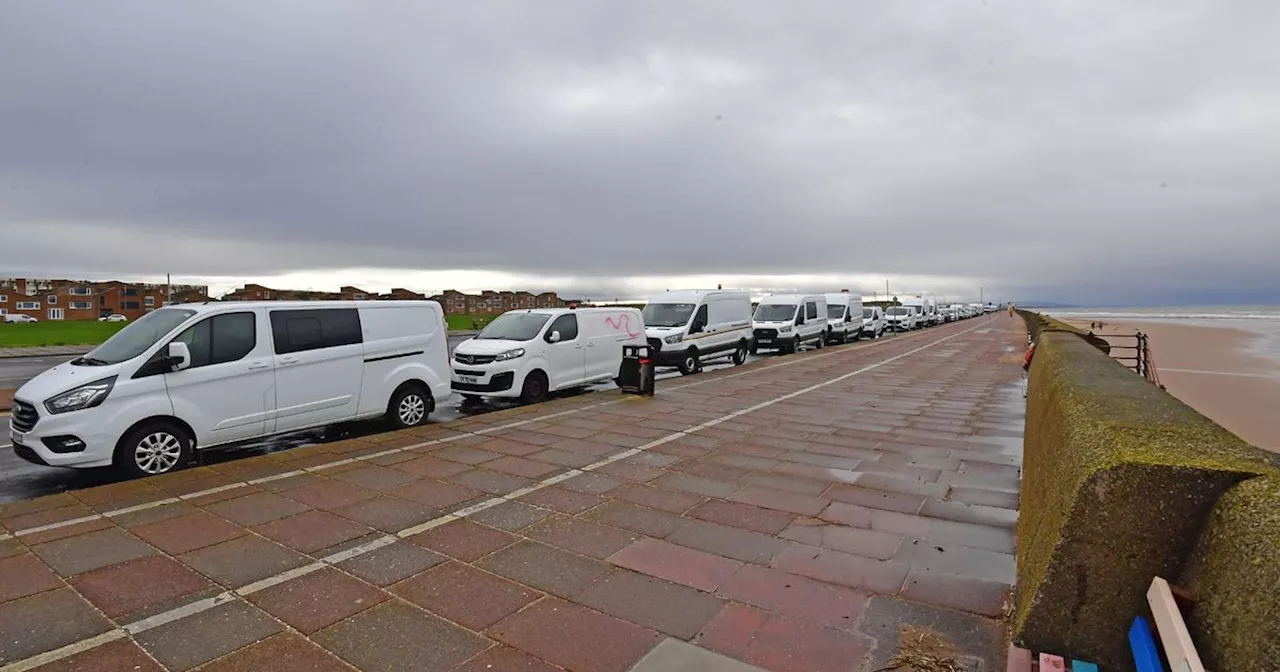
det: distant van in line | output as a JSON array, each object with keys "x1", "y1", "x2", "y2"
[
  {"x1": 10, "y1": 301, "x2": 451, "y2": 476},
  {"x1": 451, "y1": 307, "x2": 645, "y2": 402},
  {"x1": 862, "y1": 306, "x2": 886, "y2": 338},
  {"x1": 751, "y1": 294, "x2": 828, "y2": 354},
  {"x1": 642, "y1": 290, "x2": 753, "y2": 375},
  {"x1": 886, "y1": 305, "x2": 919, "y2": 332},
  {"x1": 824, "y1": 293, "x2": 864, "y2": 344}
]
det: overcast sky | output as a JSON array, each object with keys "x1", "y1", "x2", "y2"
[{"x1": 2, "y1": 0, "x2": 1277, "y2": 305}]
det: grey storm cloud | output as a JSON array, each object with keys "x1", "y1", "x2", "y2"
[{"x1": 2, "y1": 0, "x2": 1278, "y2": 305}]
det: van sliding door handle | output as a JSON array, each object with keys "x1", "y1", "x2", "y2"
[
  {"x1": 279, "y1": 356, "x2": 300, "y2": 365},
  {"x1": 247, "y1": 362, "x2": 270, "y2": 371}
]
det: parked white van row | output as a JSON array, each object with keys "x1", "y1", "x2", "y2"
[{"x1": 10, "y1": 301, "x2": 451, "y2": 476}]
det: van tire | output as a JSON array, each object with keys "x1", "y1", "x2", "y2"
[
  {"x1": 788, "y1": 336, "x2": 801, "y2": 354},
  {"x1": 388, "y1": 384, "x2": 432, "y2": 429},
  {"x1": 678, "y1": 349, "x2": 700, "y2": 376},
  {"x1": 815, "y1": 335, "x2": 824, "y2": 349},
  {"x1": 732, "y1": 342, "x2": 748, "y2": 365},
  {"x1": 521, "y1": 370, "x2": 549, "y2": 404},
  {"x1": 115, "y1": 420, "x2": 192, "y2": 478}
]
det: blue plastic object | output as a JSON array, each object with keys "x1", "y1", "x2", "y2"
[
  {"x1": 1129, "y1": 616, "x2": 1166, "y2": 672},
  {"x1": 1072, "y1": 661, "x2": 1099, "y2": 672}
]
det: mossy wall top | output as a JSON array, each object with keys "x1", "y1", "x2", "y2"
[{"x1": 1015, "y1": 313, "x2": 1278, "y2": 669}]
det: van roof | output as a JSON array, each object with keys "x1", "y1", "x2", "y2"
[
  {"x1": 758, "y1": 293, "x2": 822, "y2": 303},
  {"x1": 509, "y1": 307, "x2": 639, "y2": 315},
  {"x1": 646, "y1": 289, "x2": 750, "y2": 302},
  {"x1": 161, "y1": 300, "x2": 440, "y2": 313}
]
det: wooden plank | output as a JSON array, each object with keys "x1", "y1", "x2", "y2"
[
  {"x1": 1006, "y1": 646, "x2": 1033, "y2": 672},
  {"x1": 1147, "y1": 576, "x2": 1207, "y2": 672},
  {"x1": 1130, "y1": 616, "x2": 1167, "y2": 672},
  {"x1": 1039, "y1": 653, "x2": 1066, "y2": 671},
  {"x1": 1071, "y1": 661, "x2": 1099, "y2": 672}
]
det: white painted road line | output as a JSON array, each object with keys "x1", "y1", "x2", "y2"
[
  {"x1": 1159, "y1": 367, "x2": 1279, "y2": 379},
  {"x1": 0, "y1": 318, "x2": 992, "y2": 672}
]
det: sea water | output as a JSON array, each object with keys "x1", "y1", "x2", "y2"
[{"x1": 1045, "y1": 306, "x2": 1280, "y2": 364}]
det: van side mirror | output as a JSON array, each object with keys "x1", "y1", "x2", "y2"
[
  {"x1": 547, "y1": 331, "x2": 561, "y2": 344},
  {"x1": 795, "y1": 315, "x2": 804, "y2": 325},
  {"x1": 689, "y1": 320, "x2": 704, "y2": 334},
  {"x1": 167, "y1": 342, "x2": 192, "y2": 371}
]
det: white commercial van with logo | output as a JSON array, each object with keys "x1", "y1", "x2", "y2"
[
  {"x1": 451, "y1": 307, "x2": 645, "y2": 402},
  {"x1": 824, "y1": 293, "x2": 864, "y2": 344},
  {"x1": 642, "y1": 290, "x2": 753, "y2": 375},
  {"x1": 9, "y1": 301, "x2": 451, "y2": 476},
  {"x1": 751, "y1": 294, "x2": 827, "y2": 354}
]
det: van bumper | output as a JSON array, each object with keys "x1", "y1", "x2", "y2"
[
  {"x1": 9, "y1": 406, "x2": 118, "y2": 469},
  {"x1": 451, "y1": 370, "x2": 517, "y2": 396}
]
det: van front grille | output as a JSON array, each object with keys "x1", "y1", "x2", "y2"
[
  {"x1": 10, "y1": 399, "x2": 38, "y2": 433},
  {"x1": 754, "y1": 328, "x2": 778, "y2": 340},
  {"x1": 454, "y1": 353, "x2": 496, "y2": 366}
]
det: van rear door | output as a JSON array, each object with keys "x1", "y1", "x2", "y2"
[
  {"x1": 588, "y1": 310, "x2": 641, "y2": 381},
  {"x1": 269, "y1": 308, "x2": 365, "y2": 432}
]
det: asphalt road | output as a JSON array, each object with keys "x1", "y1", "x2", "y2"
[{"x1": 1, "y1": 329, "x2": 904, "y2": 503}]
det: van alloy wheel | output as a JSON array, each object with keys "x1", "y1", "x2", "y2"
[
  {"x1": 135, "y1": 432, "x2": 183, "y2": 475},
  {"x1": 732, "y1": 343, "x2": 748, "y2": 365},
  {"x1": 398, "y1": 393, "x2": 427, "y2": 426}
]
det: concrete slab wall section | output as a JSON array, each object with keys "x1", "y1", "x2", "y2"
[
  {"x1": 1014, "y1": 313, "x2": 1279, "y2": 670},
  {"x1": 1179, "y1": 475, "x2": 1280, "y2": 669}
]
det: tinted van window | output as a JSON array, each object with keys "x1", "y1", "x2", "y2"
[
  {"x1": 174, "y1": 312, "x2": 256, "y2": 368},
  {"x1": 270, "y1": 309, "x2": 362, "y2": 354},
  {"x1": 546, "y1": 314, "x2": 578, "y2": 342},
  {"x1": 806, "y1": 302, "x2": 818, "y2": 320}
]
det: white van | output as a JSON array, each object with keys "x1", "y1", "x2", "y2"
[
  {"x1": 823, "y1": 293, "x2": 864, "y2": 344},
  {"x1": 9, "y1": 301, "x2": 450, "y2": 476},
  {"x1": 861, "y1": 306, "x2": 886, "y2": 338},
  {"x1": 642, "y1": 290, "x2": 753, "y2": 375},
  {"x1": 452, "y1": 307, "x2": 645, "y2": 402},
  {"x1": 885, "y1": 305, "x2": 918, "y2": 332},
  {"x1": 751, "y1": 294, "x2": 827, "y2": 354}
]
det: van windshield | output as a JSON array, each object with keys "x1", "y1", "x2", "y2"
[
  {"x1": 641, "y1": 303, "x2": 695, "y2": 328},
  {"x1": 475, "y1": 312, "x2": 551, "y2": 341},
  {"x1": 754, "y1": 304, "x2": 796, "y2": 321},
  {"x1": 887, "y1": 307, "x2": 910, "y2": 316},
  {"x1": 827, "y1": 305, "x2": 846, "y2": 319},
  {"x1": 77, "y1": 308, "x2": 196, "y2": 365}
]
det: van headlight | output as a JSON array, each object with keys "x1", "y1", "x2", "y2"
[
  {"x1": 45, "y1": 376, "x2": 116, "y2": 415},
  {"x1": 663, "y1": 334, "x2": 683, "y2": 344},
  {"x1": 778, "y1": 326, "x2": 792, "y2": 334},
  {"x1": 494, "y1": 348, "x2": 525, "y2": 362}
]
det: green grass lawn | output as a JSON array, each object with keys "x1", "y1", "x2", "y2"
[
  {"x1": 445, "y1": 314, "x2": 500, "y2": 331},
  {"x1": 0, "y1": 321, "x2": 127, "y2": 347}
]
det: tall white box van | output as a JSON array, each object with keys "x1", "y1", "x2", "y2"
[
  {"x1": 823, "y1": 293, "x2": 864, "y2": 344},
  {"x1": 751, "y1": 294, "x2": 827, "y2": 354},
  {"x1": 451, "y1": 307, "x2": 646, "y2": 402},
  {"x1": 9, "y1": 301, "x2": 451, "y2": 476},
  {"x1": 642, "y1": 290, "x2": 753, "y2": 375}
]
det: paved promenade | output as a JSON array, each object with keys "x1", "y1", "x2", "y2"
[{"x1": 0, "y1": 315, "x2": 1026, "y2": 672}]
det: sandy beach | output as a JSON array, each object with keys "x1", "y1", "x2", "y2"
[{"x1": 1065, "y1": 319, "x2": 1280, "y2": 453}]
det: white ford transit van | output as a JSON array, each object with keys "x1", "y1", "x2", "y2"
[
  {"x1": 862, "y1": 306, "x2": 886, "y2": 338},
  {"x1": 751, "y1": 294, "x2": 827, "y2": 354},
  {"x1": 885, "y1": 305, "x2": 918, "y2": 332},
  {"x1": 9, "y1": 301, "x2": 450, "y2": 476},
  {"x1": 823, "y1": 293, "x2": 864, "y2": 344},
  {"x1": 451, "y1": 307, "x2": 645, "y2": 402},
  {"x1": 642, "y1": 290, "x2": 753, "y2": 374}
]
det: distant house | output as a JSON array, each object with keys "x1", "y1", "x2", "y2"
[{"x1": 0, "y1": 277, "x2": 209, "y2": 321}]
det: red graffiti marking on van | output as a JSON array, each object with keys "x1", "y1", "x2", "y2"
[{"x1": 605, "y1": 314, "x2": 642, "y2": 338}]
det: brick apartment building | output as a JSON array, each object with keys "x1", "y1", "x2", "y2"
[
  {"x1": 220, "y1": 284, "x2": 566, "y2": 316},
  {"x1": 0, "y1": 277, "x2": 210, "y2": 322},
  {"x1": 433, "y1": 290, "x2": 566, "y2": 315}
]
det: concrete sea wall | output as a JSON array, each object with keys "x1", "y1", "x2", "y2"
[{"x1": 1015, "y1": 311, "x2": 1280, "y2": 670}]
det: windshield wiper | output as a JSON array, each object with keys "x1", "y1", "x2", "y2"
[{"x1": 74, "y1": 356, "x2": 110, "y2": 366}]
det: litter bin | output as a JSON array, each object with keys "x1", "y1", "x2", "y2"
[{"x1": 618, "y1": 345, "x2": 655, "y2": 396}]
